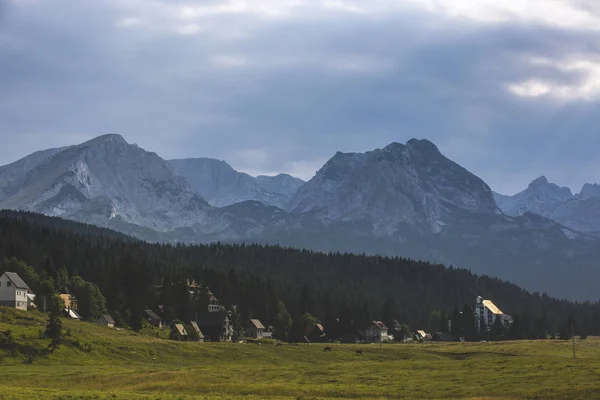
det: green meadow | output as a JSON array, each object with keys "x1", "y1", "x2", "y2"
[{"x1": 1, "y1": 308, "x2": 599, "y2": 400}]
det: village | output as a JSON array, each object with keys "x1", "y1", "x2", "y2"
[{"x1": 0, "y1": 270, "x2": 513, "y2": 345}]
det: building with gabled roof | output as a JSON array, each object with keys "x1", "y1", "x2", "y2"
[
  {"x1": 246, "y1": 319, "x2": 266, "y2": 339},
  {"x1": 171, "y1": 323, "x2": 188, "y2": 341},
  {"x1": 190, "y1": 321, "x2": 205, "y2": 341},
  {"x1": 97, "y1": 314, "x2": 115, "y2": 328},
  {"x1": 365, "y1": 321, "x2": 389, "y2": 343},
  {"x1": 0, "y1": 272, "x2": 32, "y2": 310},
  {"x1": 144, "y1": 309, "x2": 164, "y2": 328}
]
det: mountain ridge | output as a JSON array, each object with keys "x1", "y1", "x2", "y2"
[{"x1": 1, "y1": 135, "x2": 600, "y2": 300}]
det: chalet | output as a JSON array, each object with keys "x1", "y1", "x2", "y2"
[
  {"x1": 365, "y1": 321, "x2": 389, "y2": 343},
  {"x1": 97, "y1": 314, "x2": 115, "y2": 328},
  {"x1": 190, "y1": 321, "x2": 205, "y2": 341},
  {"x1": 246, "y1": 319, "x2": 266, "y2": 339},
  {"x1": 414, "y1": 330, "x2": 427, "y2": 341},
  {"x1": 474, "y1": 296, "x2": 513, "y2": 332},
  {"x1": 170, "y1": 323, "x2": 188, "y2": 341},
  {"x1": 0, "y1": 272, "x2": 32, "y2": 311},
  {"x1": 196, "y1": 311, "x2": 233, "y2": 342},
  {"x1": 144, "y1": 309, "x2": 164, "y2": 328},
  {"x1": 60, "y1": 293, "x2": 78, "y2": 312}
]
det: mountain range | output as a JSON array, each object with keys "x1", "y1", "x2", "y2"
[
  {"x1": 1, "y1": 134, "x2": 599, "y2": 301},
  {"x1": 494, "y1": 177, "x2": 600, "y2": 233}
]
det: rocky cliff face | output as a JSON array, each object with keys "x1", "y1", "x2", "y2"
[
  {"x1": 169, "y1": 158, "x2": 304, "y2": 209},
  {"x1": 289, "y1": 139, "x2": 498, "y2": 234},
  {"x1": 495, "y1": 176, "x2": 600, "y2": 232},
  {"x1": 0, "y1": 134, "x2": 209, "y2": 231}
]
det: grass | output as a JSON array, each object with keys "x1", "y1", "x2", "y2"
[{"x1": 1, "y1": 307, "x2": 599, "y2": 399}]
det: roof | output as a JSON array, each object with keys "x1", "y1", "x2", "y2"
[
  {"x1": 66, "y1": 308, "x2": 82, "y2": 319},
  {"x1": 416, "y1": 330, "x2": 427, "y2": 338},
  {"x1": 2, "y1": 272, "x2": 30, "y2": 290},
  {"x1": 99, "y1": 314, "x2": 115, "y2": 324},
  {"x1": 372, "y1": 321, "x2": 388, "y2": 330},
  {"x1": 249, "y1": 319, "x2": 265, "y2": 329},
  {"x1": 144, "y1": 309, "x2": 161, "y2": 320},
  {"x1": 190, "y1": 321, "x2": 204, "y2": 338},
  {"x1": 482, "y1": 300, "x2": 504, "y2": 315},
  {"x1": 173, "y1": 324, "x2": 188, "y2": 336}
]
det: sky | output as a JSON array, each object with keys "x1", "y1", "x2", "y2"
[{"x1": 0, "y1": 0, "x2": 599, "y2": 195}]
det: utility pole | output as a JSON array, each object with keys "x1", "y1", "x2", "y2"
[
  {"x1": 43, "y1": 296, "x2": 47, "y2": 333},
  {"x1": 179, "y1": 332, "x2": 183, "y2": 369},
  {"x1": 572, "y1": 320, "x2": 576, "y2": 359}
]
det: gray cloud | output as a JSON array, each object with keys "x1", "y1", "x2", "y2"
[{"x1": 1, "y1": 0, "x2": 599, "y2": 194}]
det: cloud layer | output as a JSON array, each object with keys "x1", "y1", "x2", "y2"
[{"x1": 1, "y1": 0, "x2": 599, "y2": 194}]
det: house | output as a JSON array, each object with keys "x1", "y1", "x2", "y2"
[
  {"x1": 189, "y1": 321, "x2": 205, "y2": 341},
  {"x1": 365, "y1": 321, "x2": 389, "y2": 343},
  {"x1": 60, "y1": 293, "x2": 78, "y2": 311},
  {"x1": 96, "y1": 314, "x2": 115, "y2": 328},
  {"x1": 208, "y1": 293, "x2": 225, "y2": 312},
  {"x1": 473, "y1": 296, "x2": 512, "y2": 332},
  {"x1": 144, "y1": 309, "x2": 164, "y2": 328},
  {"x1": 0, "y1": 272, "x2": 32, "y2": 311},
  {"x1": 246, "y1": 319, "x2": 266, "y2": 339},
  {"x1": 196, "y1": 311, "x2": 233, "y2": 342},
  {"x1": 65, "y1": 308, "x2": 82, "y2": 320},
  {"x1": 414, "y1": 330, "x2": 427, "y2": 341},
  {"x1": 170, "y1": 323, "x2": 188, "y2": 341}
]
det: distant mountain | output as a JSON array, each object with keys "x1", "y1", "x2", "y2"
[
  {"x1": 0, "y1": 134, "x2": 209, "y2": 231},
  {"x1": 289, "y1": 139, "x2": 499, "y2": 233},
  {"x1": 169, "y1": 158, "x2": 304, "y2": 209},
  {"x1": 494, "y1": 176, "x2": 600, "y2": 233},
  {"x1": 2, "y1": 135, "x2": 600, "y2": 300}
]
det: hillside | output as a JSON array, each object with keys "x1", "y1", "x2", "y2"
[
  {"x1": 1, "y1": 307, "x2": 600, "y2": 399},
  {"x1": 1, "y1": 210, "x2": 599, "y2": 338}
]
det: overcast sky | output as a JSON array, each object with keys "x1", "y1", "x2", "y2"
[{"x1": 1, "y1": 0, "x2": 599, "y2": 194}]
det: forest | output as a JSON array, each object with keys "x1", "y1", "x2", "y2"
[{"x1": 1, "y1": 210, "x2": 599, "y2": 341}]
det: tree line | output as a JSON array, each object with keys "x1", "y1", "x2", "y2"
[{"x1": 0, "y1": 210, "x2": 599, "y2": 340}]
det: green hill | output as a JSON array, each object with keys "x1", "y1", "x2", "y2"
[{"x1": 1, "y1": 307, "x2": 600, "y2": 399}]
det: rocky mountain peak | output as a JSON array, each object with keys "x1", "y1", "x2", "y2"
[
  {"x1": 529, "y1": 176, "x2": 549, "y2": 187},
  {"x1": 289, "y1": 139, "x2": 496, "y2": 232},
  {"x1": 579, "y1": 183, "x2": 600, "y2": 200}
]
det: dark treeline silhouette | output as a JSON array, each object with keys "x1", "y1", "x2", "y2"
[{"x1": 1, "y1": 210, "x2": 599, "y2": 339}]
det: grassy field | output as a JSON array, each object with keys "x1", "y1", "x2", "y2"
[{"x1": 1, "y1": 308, "x2": 599, "y2": 399}]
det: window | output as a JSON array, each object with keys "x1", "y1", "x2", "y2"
[{"x1": 7, "y1": 281, "x2": 11, "y2": 287}]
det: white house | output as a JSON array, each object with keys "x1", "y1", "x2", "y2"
[
  {"x1": 474, "y1": 296, "x2": 512, "y2": 332},
  {"x1": 0, "y1": 272, "x2": 32, "y2": 311},
  {"x1": 246, "y1": 319, "x2": 266, "y2": 339},
  {"x1": 364, "y1": 321, "x2": 389, "y2": 343}
]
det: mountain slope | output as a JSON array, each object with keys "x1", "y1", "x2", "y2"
[
  {"x1": 0, "y1": 146, "x2": 67, "y2": 201},
  {"x1": 169, "y1": 158, "x2": 304, "y2": 209},
  {"x1": 0, "y1": 134, "x2": 210, "y2": 231},
  {"x1": 289, "y1": 139, "x2": 499, "y2": 234},
  {"x1": 495, "y1": 177, "x2": 600, "y2": 233}
]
